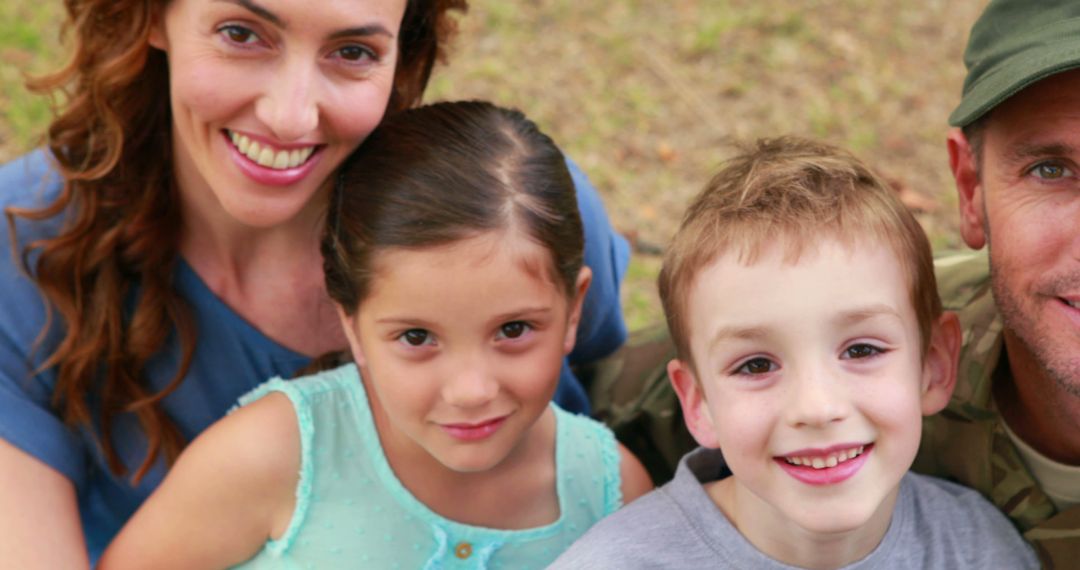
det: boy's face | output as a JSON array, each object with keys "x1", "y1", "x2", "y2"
[{"x1": 669, "y1": 238, "x2": 956, "y2": 539}]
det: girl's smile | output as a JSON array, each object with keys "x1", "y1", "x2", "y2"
[{"x1": 439, "y1": 415, "x2": 511, "y2": 442}]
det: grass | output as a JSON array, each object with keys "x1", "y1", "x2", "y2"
[
  {"x1": 0, "y1": 0, "x2": 984, "y2": 330},
  {"x1": 0, "y1": 1, "x2": 64, "y2": 160}
]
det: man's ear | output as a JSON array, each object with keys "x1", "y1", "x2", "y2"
[
  {"x1": 335, "y1": 305, "x2": 367, "y2": 368},
  {"x1": 561, "y1": 266, "x2": 593, "y2": 354},
  {"x1": 920, "y1": 311, "x2": 962, "y2": 415},
  {"x1": 947, "y1": 128, "x2": 987, "y2": 250},
  {"x1": 668, "y1": 358, "x2": 721, "y2": 448}
]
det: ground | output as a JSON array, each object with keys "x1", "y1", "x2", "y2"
[{"x1": 0, "y1": 0, "x2": 985, "y2": 329}]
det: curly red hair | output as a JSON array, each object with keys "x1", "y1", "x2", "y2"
[{"x1": 5, "y1": 0, "x2": 466, "y2": 482}]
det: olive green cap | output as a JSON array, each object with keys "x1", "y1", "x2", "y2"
[{"x1": 950, "y1": 0, "x2": 1080, "y2": 127}]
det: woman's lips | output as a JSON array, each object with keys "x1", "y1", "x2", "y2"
[
  {"x1": 229, "y1": 130, "x2": 317, "y2": 169},
  {"x1": 224, "y1": 130, "x2": 323, "y2": 187}
]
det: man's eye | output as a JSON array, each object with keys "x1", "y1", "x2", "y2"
[
  {"x1": 1030, "y1": 162, "x2": 1072, "y2": 180},
  {"x1": 219, "y1": 24, "x2": 259, "y2": 45},
  {"x1": 736, "y1": 358, "x2": 776, "y2": 375},
  {"x1": 843, "y1": 344, "x2": 882, "y2": 359},
  {"x1": 399, "y1": 329, "x2": 432, "y2": 347},
  {"x1": 497, "y1": 321, "x2": 530, "y2": 340}
]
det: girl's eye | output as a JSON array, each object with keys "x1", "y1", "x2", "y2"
[
  {"x1": 497, "y1": 321, "x2": 530, "y2": 340},
  {"x1": 219, "y1": 24, "x2": 260, "y2": 45},
  {"x1": 1029, "y1": 161, "x2": 1073, "y2": 180},
  {"x1": 399, "y1": 329, "x2": 433, "y2": 347},
  {"x1": 736, "y1": 357, "x2": 777, "y2": 375},
  {"x1": 843, "y1": 343, "x2": 882, "y2": 360},
  {"x1": 335, "y1": 44, "x2": 376, "y2": 63}
]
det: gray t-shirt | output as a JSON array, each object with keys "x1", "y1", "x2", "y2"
[{"x1": 551, "y1": 447, "x2": 1038, "y2": 569}]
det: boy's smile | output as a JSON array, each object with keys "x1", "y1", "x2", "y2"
[
  {"x1": 777, "y1": 443, "x2": 871, "y2": 485},
  {"x1": 669, "y1": 237, "x2": 955, "y2": 564}
]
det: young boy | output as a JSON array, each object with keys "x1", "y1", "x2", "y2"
[{"x1": 552, "y1": 137, "x2": 1037, "y2": 569}]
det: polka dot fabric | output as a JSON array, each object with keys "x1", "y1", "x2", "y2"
[{"x1": 232, "y1": 364, "x2": 622, "y2": 569}]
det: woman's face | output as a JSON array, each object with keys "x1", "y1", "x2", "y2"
[{"x1": 151, "y1": 0, "x2": 408, "y2": 230}]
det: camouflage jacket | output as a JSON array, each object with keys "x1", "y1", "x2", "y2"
[{"x1": 913, "y1": 250, "x2": 1080, "y2": 567}]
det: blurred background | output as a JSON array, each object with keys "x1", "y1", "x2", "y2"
[{"x1": 0, "y1": 0, "x2": 985, "y2": 330}]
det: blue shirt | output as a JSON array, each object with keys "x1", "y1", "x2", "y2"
[{"x1": 0, "y1": 150, "x2": 628, "y2": 563}]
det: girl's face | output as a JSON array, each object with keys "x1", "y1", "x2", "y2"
[
  {"x1": 151, "y1": 0, "x2": 407, "y2": 230},
  {"x1": 339, "y1": 230, "x2": 590, "y2": 474}
]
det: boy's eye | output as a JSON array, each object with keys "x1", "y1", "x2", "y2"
[
  {"x1": 399, "y1": 329, "x2": 433, "y2": 347},
  {"x1": 736, "y1": 357, "x2": 776, "y2": 375},
  {"x1": 843, "y1": 343, "x2": 882, "y2": 359},
  {"x1": 497, "y1": 321, "x2": 530, "y2": 340},
  {"x1": 219, "y1": 24, "x2": 259, "y2": 45}
]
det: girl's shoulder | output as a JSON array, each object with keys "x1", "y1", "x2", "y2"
[
  {"x1": 228, "y1": 365, "x2": 371, "y2": 556},
  {"x1": 225, "y1": 365, "x2": 361, "y2": 478},
  {"x1": 551, "y1": 404, "x2": 615, "y2": 447},
  {"x1": 199, "y1": 366, "x2": 364, "y2": 512},
  {"x1": 236, "y1": 364, "x2": 360, "y2": 410},
  {"x1": 199, "y1": 386, "x2": 302, "y2": 494},
  {"x1": 233, "y1": 364, "x2": 363, "y2": 451},
  {"x1": 551, "y1": 405, "x2": 653, "y2": 511},
  {"x1": 550, "y1": 405, "x2": 625, "y2": 514},
  {"x1": 100, "y1": 383, "x2": 303, "y2": 568}
]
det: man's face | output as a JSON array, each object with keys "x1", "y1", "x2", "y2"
[{"x1": 958, "y1": 69, "x2": 1080, "y2": 396}]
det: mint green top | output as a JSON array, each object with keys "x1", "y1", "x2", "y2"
[{"x1": 232, "y1": 364, "x2": 623, "y2": 569}]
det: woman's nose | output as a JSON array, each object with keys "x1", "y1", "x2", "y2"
[{"x1": 254, "y1": 58, "x2": 320, "y2": 142}]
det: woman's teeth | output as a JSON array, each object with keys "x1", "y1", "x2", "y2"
[{"x1": 228, "y1": 131, "x2": 315, "y2": 170}]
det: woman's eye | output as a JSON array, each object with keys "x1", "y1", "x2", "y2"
[
  {"x1": 843, "y1": 343, "x2": 882, "y2": 360},
  {"x1": 736, "y1": 357, "x2": 776, "y2": 375},
  {"x1": 399, "y1": 329, "x2": 432, "y2": 347},
  {"x1": 497, "y1": 321, "x2": 530, "y2": 340},
  {"x1": 1029, "y1": 161, "x2": 1072, "y2": 180},
  {"x1": 335, "y1": 44, "x2": 376, "y2": 63},
  {"x1": 219, "y1": 24, "x2": 259, "y2": 45}
]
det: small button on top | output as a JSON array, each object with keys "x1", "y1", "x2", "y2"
[{"x1": 454, "y1": 541, "x2": 473, "y2": 559}]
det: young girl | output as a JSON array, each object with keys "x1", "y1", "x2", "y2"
[{"x1": 99, "y1": 101, "x2": 652, "y2": 569}]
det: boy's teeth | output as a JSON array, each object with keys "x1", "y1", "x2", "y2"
[
  {"x1": 228, "y1": 131, "x2": 315, "y2": 170},
  {"x1": 785, "y1": 445, "x2": 866, "y2": 470}
]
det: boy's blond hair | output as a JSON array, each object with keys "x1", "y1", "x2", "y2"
[{"x1": 658, "y1": 137, "x2": 941, "y2": 367}]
